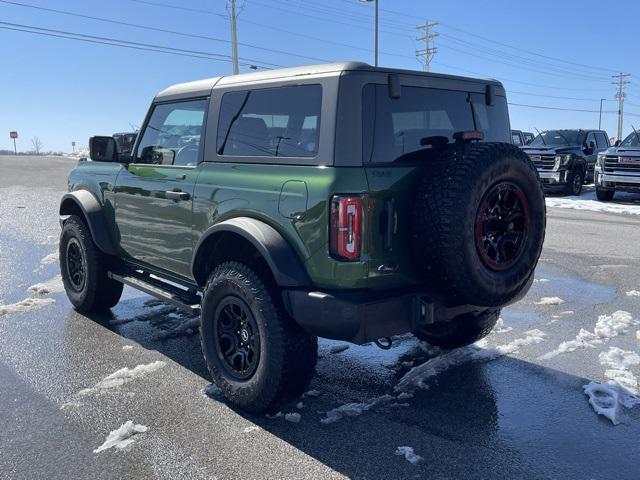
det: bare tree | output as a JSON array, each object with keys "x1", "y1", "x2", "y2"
[{"x1": 31, "y1": 136, "x2": 43, "y2": 155}]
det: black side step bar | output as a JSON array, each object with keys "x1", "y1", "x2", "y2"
[{"x1": 108, "y1": 272, "x2": 201, "y2": 316}]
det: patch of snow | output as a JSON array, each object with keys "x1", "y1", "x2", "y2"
[
  {"x1": 0, "y1": 297, "x2": 55, "y2": 317},
  {"x1": 397, "y1": 392, "x2": 413, "y2": 400},
  {"x1": 302, "y1": 389, "x2": 320, "y2": 398},
  {"x1": 637, "y1": 331, "x2": 640, "y2": 341},
  {"x1": 321, "y1": 395, "x2": 395, "y2": 424},
  {"x1": 535, "y1": 296, "x2": 565, "y2": 305},
  {"x1": 285, "y1": 412, "x2": 301, "y2": 423},
  {"x1": 295, "y1": 402, "x2": 304, "y2": 409},
  {"x1": 546, "y1": 196, "x2": 640, "y2": 216},
  {"x1": 94, "y1": 421, "x2": 148, "y2": 453},
  {"x1": 26, "y1": 275, "x2": 64, "y2": 296},
  {"x1": 201, "y1": 383, "x2": 222, "y2": 398},
  {"x1": 533, "y1": 278, "x2": 550, "y2": 283},
  {"x1": 493, "y1": 318, "x2": 513, "y2": 334},
  {"x1": 40, "y1": 251, "x2": 59, "y2": 265},
  {"x1": 243, "y1": 425, "x2": 259, "y2": 433},
  {"x1": 122, "y1": 345, "x2": 134, "y2": 350},
  {"x1": 329, "y1": 344, "x2": 350, "y2": 354},
  {"x1": 395, "y1": 446, "x2": 423, "y2": 465},
  {"x1": 560, "y1": 310, "x2": 575, "y2": 315},
  {"x1": 600, "y1": 347, "x2": 640, "y2": 371},
  {"x1": 79, "y1": 361, "x2": 166, "y2": 395},
  {"x1": 540, "y1": 311, "x2": 638, "y2": 360},
  {"x1": 583, "y1": 382, "x2": 621, "y2": 424},
  {"x1": 396, "y1": 330, "x2": 546, "y2": 393},
  {"x1": 626, "y1": 290, "x2": 640, "y2": 297},
  {"x1": 266, "y1": 412, "x2": 283, "y2": 419}
]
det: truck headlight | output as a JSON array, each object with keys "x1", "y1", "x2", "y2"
[
  {"x1": 597, "y1": 154, "x2": 606, "y2": 168},
  {"x1": 554, "y1": 154, "x2": 572, "y2": 169}
]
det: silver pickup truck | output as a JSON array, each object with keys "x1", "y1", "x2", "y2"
[{"x1": 595, "y1": 131, "x2": 640, "y2": 201}]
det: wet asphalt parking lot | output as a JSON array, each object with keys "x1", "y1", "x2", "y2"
[{"x1": 1, "y1": 155, "x2": 640, "y2": 479}]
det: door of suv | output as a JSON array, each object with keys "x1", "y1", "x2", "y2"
[
  {"x1": 113, "y1": 98, "x2": 208, "y2": 278},
  {"x1": 583, "y1": 131, "x2": 599, "y2": 181}
]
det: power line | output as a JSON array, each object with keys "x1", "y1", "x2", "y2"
[
  {"x1": 0, "y1": 21, "x2": 282, "y2": 68},
  {"x1": 0, "y1": 0, "x2": 329, "y2": 62},
  {"x1": 508, "y1": 102, "x2": 616, "y2": 114}
]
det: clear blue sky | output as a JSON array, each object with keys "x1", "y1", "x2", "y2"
[{"x1": 2, "y1": 0, "x2": 640, "y2": 152}]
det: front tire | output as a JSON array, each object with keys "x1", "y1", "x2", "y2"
[
  {"x1": 596, "y1": 188, "x2": 615, "y2": 202},
  {"x1": 414, "y1": 309, "x2": 500, "y2": 349},
  {"x1": 59, "y1": 215, "x2": 123, "y2": 312},
  {"x1": 565, "y1": 169, "x2": 583, "y2": 196},
  {"x1": 200, "y1": 261, "x2": 317, "y2": 413}
]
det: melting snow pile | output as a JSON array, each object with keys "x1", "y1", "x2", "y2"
[
  {"x1": 545, "y1": 196, "x2": 640, "y2": 216},
  {"x1": 0, "y1": 297, "x2": 55, "y2": 317},
  {"x1": 94, "y1": 421, "x2": 148, "y2": 453},
  {"x1": 395, "y1": 330, "x2": 546, "y2": 393},
  {"x1": 329, "y1": 344, "x2": 350, "y2": 354},
  {"x1": 395, "y1": 447, "x2": 424, "y2": 465},
  {"x1": 583, "y1": 347, "x2": 640, "y2": 424},
  {"x1": 535, "y1": 297, "x2": 565, "y2": 305},
  {"x1": 540, "y1": 311, "x2": 638, "y2": 360},
  {"x1": 285, "y1": 413, "x2": 301, "y2": 423},
  {"x1": 40, "y1": 251, "x2": 59, "y2": 265},
  {"x1": 79, "y1": 361, "x2": 166, "y2": 395},
  {"x1": 27, "y1": 275, "x2": 64, "y2": 296},
  {"x1": 626, "y1": 290, "x2": 640, "y2": 297},
  {"x1": 320, "y1": 330, "x2": 546, "y2": 424},
  {"x1": 492, "y1": 318, "x2": 512, "y2": 334}
]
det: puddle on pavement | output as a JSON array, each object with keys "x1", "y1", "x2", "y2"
[{"x1": 531, "y1": 268, "x2": 616, "y2": 306}]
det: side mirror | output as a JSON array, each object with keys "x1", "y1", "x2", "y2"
[{"x1": 89, "y1": 136, "x2": 118, "y2": 162}]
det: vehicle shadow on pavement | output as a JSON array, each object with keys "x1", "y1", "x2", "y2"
[{"x1": 82, "y1": 302, "x2": 640, "y2": 480}]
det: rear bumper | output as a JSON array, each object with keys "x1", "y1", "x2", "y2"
[{"x1": 282, "y1": 289, "x2": 434, "y2": 344}]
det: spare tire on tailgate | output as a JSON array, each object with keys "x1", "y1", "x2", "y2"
[{"x1": 412, "y1": 142, "x2": 546, "y2": 307}]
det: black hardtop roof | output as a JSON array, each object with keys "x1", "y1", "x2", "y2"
[{"x1": 156, "y1": 61, "x2": 503, "y2": 99}]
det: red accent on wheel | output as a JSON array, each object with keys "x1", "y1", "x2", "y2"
[{"x1": 475, "y1": 182, "x2": 530, "y2": 271}]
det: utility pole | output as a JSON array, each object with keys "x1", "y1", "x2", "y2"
[
  {"x1": 612, "y1": 72, "x2": 630, "y2": 142},
  {"x1": 228, "y1": 0, "x2": 239, "y2": 75},
  {"x1": 416, "y1": 20, "x2": 438, "y2": 72},
  {"x1": 599, "y1": 98, "x2": 605, "y2": 130},
  {"x1": 359, "y1": 0, "x2": 379, "y2": 67}
]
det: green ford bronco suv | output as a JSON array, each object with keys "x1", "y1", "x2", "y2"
[{"x1": 59, "y1": 62, "x2": 546, "y2": 412}]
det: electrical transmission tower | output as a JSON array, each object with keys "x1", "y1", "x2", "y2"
[
  {"x1": 416, "y1": 20, "x2": 438, "y2": 72},
  {"x1": 227, "y1": 0, "x2": 240, "y2": 74},
  {"x1": 612, "y1": 72, "x2": 631, "y2": 142}
]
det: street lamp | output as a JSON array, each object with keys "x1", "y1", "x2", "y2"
[
  {"x1": 599, "y1": 98, "x2": 605, "y2": 130},
  {"x1": 359, "y1": 0, "x2": 379, "y2": 66}
]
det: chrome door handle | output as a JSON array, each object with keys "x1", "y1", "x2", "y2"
[{"x1": 165, "y1": 190, "x2": 190, "y2": 201}]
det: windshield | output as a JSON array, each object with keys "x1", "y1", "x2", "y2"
[
  {"x1": 529, "y1": 130, "x2": 584, "y2": 147},
  {"x1": 620, "y1": 131, "x2": 640, "y2": 148}
]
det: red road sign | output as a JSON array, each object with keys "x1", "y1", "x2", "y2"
[{"x1": 9, "y1": 131, "x2": 18, "y2": 139}]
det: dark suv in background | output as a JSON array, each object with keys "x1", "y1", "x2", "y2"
[
  {"x1": 511, "y1": 130, "x2": 533, "y2": 147},
  {"x1": 523, "y1": 129, "x2": 610, "y2": 195}
]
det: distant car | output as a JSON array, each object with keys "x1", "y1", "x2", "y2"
[
  {"x1": 511, "y1": 130, "x2": 534, "y2": 147},
  {"x1": 112, "y1": 132, "x2": 138, "y2": 156},
  {"x1": 523, "y1": 129, "x2": 610, "y2": 195},
  {"x1": 595, "y1": 131, "x2": 640, "y2": 201}
]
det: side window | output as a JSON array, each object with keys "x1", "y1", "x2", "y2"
[
  {"x1": 470, "y1": 93, "x2": 511, "y2": 143},
  {"x1": 135, "y1": 98, "x2": 208, "y2": 166},
  {"x1": 512, "y1": 132, "x2": 523, "y2": 145},
  {"x1": 217, "y1": 84, "x2": 322, "y2": 158},
  {"x1": 585, "y1": 132, "x2": 596, "y2": 149},
  {"x1": 595, "y1": 132, "x2": 609, "y2": 149}
]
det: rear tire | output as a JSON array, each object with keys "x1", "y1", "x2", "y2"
[
  {"x1": 414, "y1": 309, "x2": 500, "y2": 349},
  {"x1": 200, "y1": 261, "x2": 317, "y2": 413},
  {"x1": 596, "y1": 188, "x2": 615, "y2": 202},
  {"x1": 565, "y1": 169, "x2": 583, "y2": 196},
  {"x1": 59, "y1": 215, "x2": 123, "y2": 312}
]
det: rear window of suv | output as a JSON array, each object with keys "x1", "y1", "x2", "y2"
[
  {"x1": 362, "y1": 84, "x2": 510, "y2": 164},
  {"x1": 217, "y1": 84, "x2": 321, "y2": 158}
]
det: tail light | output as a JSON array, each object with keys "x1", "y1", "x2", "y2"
[{"x1": 330, "y1": 195, "x2": 363, "y2": 261}]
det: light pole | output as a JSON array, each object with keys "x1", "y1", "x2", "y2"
[
  {"x1": 599, "y1": 98, "x2": 605, "y2": 130},
  {"x1": 360, "y1": 0, "x2": 378, "y2": 66}
]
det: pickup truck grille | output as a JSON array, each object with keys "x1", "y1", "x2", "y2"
[
  {"x1": 529, "y1": 154, "x2": 555, "y2": 170},
  {"x1": 603, "y1": 155, "x2": 640, "y2": 173}
]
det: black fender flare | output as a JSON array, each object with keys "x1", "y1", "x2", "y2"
[
  {"x1": 191, "y1": 217, "x2": 311, "y2": 288},
  {"x1": 59, "y1": 190, "x2": 118, "y2": 256}
]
